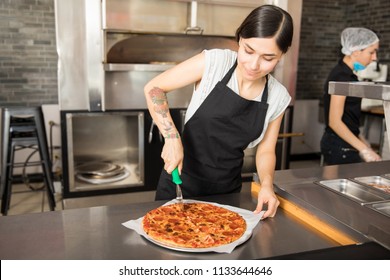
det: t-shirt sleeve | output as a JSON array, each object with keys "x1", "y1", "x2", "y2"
[{"x1": 269, "y1": 87, "x2": 291, "y2": 122}]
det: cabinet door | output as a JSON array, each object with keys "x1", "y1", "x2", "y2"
[
  {"x1": 104, "y1": 0, "x2": 188, "y2": 33},
  {"x1": 197, "y1": 4, "x2": 252, "y2": 36},
  {"x1": 103, "y1": 0, "x2": 266, "y2": 36},
  {"x1": 143, "y1": 111, "x2": 164, "y2": 189},
  {"x1": 172, "y1": 0, "x2": 258, "y2": 36}
]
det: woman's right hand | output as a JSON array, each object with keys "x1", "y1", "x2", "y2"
[
  {"x1": 359, "y1": 147, "x2": 382, "y2": 162},
  {"x1": 161, "y1": 137, "x2": 184, "y2": 174}
]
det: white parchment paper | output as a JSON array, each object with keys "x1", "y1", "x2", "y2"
[{"x1": 122, "y1": 199, "x2": 263, "y2": 254}]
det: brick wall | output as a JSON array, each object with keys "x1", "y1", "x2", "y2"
[
  {"x1": 346, "y1": 0, "x2": 390, "y2": 63},
  {"x1": 0, "y1": 0, "x2": 57, "y2": 107},
  {"x1": 297, "y1": 0, "x2": 390, "y2": 100}
]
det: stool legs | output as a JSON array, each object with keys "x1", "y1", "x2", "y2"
[
  {"x1": 0, "y1": 110, "x2": 11, "y2": 199},
  {"x1": 36, "y1": 143, "x2": 56, "y2": 211},
  {"x1": 1, "y1": 139, "x2": 20, "y2": 214},
  {"x1": 1, "y1": 135, "x2": 13, "y2": 214},
  {"x1": 1, "y1": 107, "x2": 56, "y2": 215},
  {"x1": 35, "y1": 108, "x2": 56, "y2": 210},
  {"x1": 1, "y1": 140, "x2": 56, "y2": 215}
]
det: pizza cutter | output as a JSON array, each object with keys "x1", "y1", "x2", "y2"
[{"x1": 172, "y1": 167, "x2": 183, "y2": 204}]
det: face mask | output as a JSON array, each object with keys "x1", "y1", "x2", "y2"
[{"x1": 353, "y1": 61, "x2": 366, "y2": 71}]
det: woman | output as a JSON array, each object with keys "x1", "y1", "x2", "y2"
[
  {"x1": 321, "y1": 27, "x2": 382, "y2": 165},
  {"x1": 144, "y1": 5, "x2": 293, "y2": 219}
]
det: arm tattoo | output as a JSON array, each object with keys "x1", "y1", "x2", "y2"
[{"x1": 148, "y1": 87, "x2": 174, "y2": 133}]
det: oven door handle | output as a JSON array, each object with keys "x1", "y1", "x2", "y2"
[
  {"x1": 148, "y1": 121, "x2": 155, "y2": 143},
  {"x1": 149, "y1": 121, "x2": 163, "y2": 143}
]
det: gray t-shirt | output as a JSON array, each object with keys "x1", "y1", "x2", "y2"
[{"x1": 185, "y1": 49, "x2": 291, "y2": 148}]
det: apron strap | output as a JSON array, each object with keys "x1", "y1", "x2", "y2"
[
  {"x1": 221, "y1": 61, "x2": 238, "y2": 85},
  {"x1": 261, "y1": 75, "x2": 269, "y2": 102}
]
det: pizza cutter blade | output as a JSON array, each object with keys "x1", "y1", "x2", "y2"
[{"x1": 172, "y1": 167, "x2": 183, "y2": 204}]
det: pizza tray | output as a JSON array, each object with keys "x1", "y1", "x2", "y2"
[
  {"x1": 76, "y1": 168, "x2": 129, "y2": 184},
  {"x1": 122, "y1": 199, "x2": 264, "y2": 254}
]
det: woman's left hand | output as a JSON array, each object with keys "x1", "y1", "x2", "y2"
[{"x1": 254, "y1": 183, "x2": 280, "y2": 219}]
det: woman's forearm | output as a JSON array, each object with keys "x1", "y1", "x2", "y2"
[
  {"x1": 145, "y1": 86, "x2": 179, "y2": 139},
  {"x1": 329, "y1": 120, "x2": 366, "y2": 151},
  {"x1": 255, "y1": 150, "x2": 276, "y2": 189}
]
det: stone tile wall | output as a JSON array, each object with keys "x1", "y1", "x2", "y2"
[{"x1": 0, "y1": 0, "x2": 57, "y2": 106}]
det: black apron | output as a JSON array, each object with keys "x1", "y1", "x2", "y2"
[{"x1": 155, "y1": 61, "x2": 269, "y2": 200}]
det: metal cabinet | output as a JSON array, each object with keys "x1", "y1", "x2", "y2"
[{"x1": 103, "y1": 0, "x2": 260, "y2": 36}]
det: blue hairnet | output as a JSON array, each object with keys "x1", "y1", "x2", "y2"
[{"x1": 341, "y1": 27, "x2": 379, "y2": 55}]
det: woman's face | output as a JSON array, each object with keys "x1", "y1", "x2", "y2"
[
  {"x1": 237, "y1": 37, "x2": 283, "y2": 81},
  {"x1": 354, "y1": 42, "x2": 379, "y2": 66}
]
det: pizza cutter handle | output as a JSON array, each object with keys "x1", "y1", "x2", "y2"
[{"x1": 172, "y1": 167, "x2": 182, "y2": 185}]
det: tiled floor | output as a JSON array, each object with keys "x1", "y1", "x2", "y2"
[{"x1": 1, "y1": 158, "x2": 321, "y2": 216}]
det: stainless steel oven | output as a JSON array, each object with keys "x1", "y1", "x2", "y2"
[
  {"x1": 61, "y1": 108, "x2": 189, "y2": 198},
  {"x1": 62, "y1": 111, "x2": 144, "y2": 195}
]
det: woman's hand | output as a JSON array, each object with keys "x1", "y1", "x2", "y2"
[
  {"x1": 254, "y1": 182, "x2": 280, "y2": 219},
  {"x1": 161, "y1": 137, "x2": 184, "y2": 174},
  {"x1": 253, "y1": 114, "x2": 283, "y2": 219},
  {"x1": 359, "y1": 147, "x2": 382, "y2": 162}
]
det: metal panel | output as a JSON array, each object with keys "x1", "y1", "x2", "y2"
[
  {"x1": 103, "y1": 0, "x2": 265, "y2": 36},
  {"x1": 55, "y1": 0, "x2": 104, "y2": 111},
  {"x1": 104, "y1": 64, "x2": 193, "y2": 110},
  {"x1": 271, "y1": 0, "x2": 301, "y2": 104},
  {"x1": 196, "y1": 3, "x2": 252, "y2": 36},
  {"x1": 85, "y1": 0, "x2": 105, "y2": 111},
  {"x1": 54, "y1": 0, "x2": 88, "y2": 110},
  {"x1": 103, "y1": 0, "x2": 188, "y2": 32},
  {"x1": 328, "y1": 81, "x2": 390, "y2": 100},
  {"x1": 104, "y1": 33, "x2": 238, "y2": 63}
]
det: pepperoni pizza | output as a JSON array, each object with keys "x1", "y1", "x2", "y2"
[{"x1": 142, "y1": 202, "x2": 247, "y2": 249}]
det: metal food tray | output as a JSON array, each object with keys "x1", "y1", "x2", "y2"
[
  {"x1": 353, "y1": 176, "x2": 390, "y2": 196},
  {"x1": 382, "y1": 173, "x2": 390, "y2": 180},
  {"x1": 364, "y1": 201, "x2": 390, "y2": 218},
  {"x1": 315, "y1": 179, "x2": 390, "y2": 205}
]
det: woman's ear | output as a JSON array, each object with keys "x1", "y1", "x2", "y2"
[{"x1": 351, "y1": 49, "x2": 362, "y2": 59}]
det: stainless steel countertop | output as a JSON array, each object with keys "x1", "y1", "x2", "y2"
[
  {"x1": 0, "y1": 193, "x2": 344, "y2": 260},
  {"x1": 2, "y1": 161, "x2": 389, "y2": 259},
  {"x1": 273, "y1": 161, "x2": 390, "y2": 250}
]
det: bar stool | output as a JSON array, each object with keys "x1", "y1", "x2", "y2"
[{"x1": 0, "y1": 107, "x2": 56, "y2": 215}]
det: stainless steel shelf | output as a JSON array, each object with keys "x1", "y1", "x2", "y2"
[
  {"x1": 103, "y1": 63, "x2": 175, "y2": 72},
  {"x1": 328, "y1": 81, "x2": 390, "y2": 154},
  {"x1": 328, "y1": 81, "x2": 390, "y2": 101}
]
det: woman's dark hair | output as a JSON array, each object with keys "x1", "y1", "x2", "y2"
[{"x1": 235, "y1": 5, "x2": 293, "y2": 53}]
